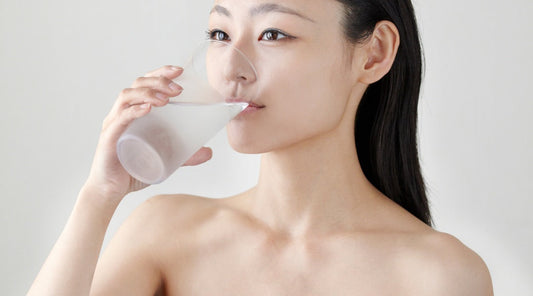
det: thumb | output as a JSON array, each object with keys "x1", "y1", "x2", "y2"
[{"x1": 183, "y1": 147, "x2": 213, "y2": 166}]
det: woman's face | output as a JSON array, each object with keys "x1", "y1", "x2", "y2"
[{"x1": 208, "y1": 0, "x2": 360, "y2": 153}]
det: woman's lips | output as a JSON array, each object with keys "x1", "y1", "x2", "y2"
[
  {"x1": 226, "y1": 98, "x2": 265, "y2": 116},
  {"x1": 241, "y1": 103, "x2": 264, "y2": 114},
  {"x1": 244, "y1": 101, "x2": 264, "y2": 108}
]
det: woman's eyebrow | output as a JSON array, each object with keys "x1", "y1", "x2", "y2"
[
  {"x1": 250, "y1": 3, "x2": 316, "y2": 22},
  {"x1": 210, "y1": 5, "x2": 231, "y2": 17},
  {"x1": 210, "y1": 3, "x2": 316, "y2": 23}
]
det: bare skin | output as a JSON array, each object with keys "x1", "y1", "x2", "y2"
[
  {"x1": 90, "y1": 94, "x2": 492, "y2": 294},
  {"x1": 29, "y1": 0, "x2": 493, "y2": 295},
  {"x1": 91, "y1": 192, "x2": 492, "y2": 295}
]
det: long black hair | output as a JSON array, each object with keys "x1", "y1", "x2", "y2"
[{"x1": 336, "y1": 0, "x2": 432, "y2": 226}]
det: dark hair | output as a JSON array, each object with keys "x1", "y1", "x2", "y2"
[{"x1": 336, "y1": 0, "x2": 432, "y2": 226}]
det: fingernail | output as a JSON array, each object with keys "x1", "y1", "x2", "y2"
[
  {"x1": 169, "y1": 82, "x2": 182, "y2": 92},
  {"x1": 155, "y1": 92, "x2": 168, "y2": 101},
  {"x1": 170, "y1": 66, "x2": 183, "y2": 72},
  {"x1": 140, "y1": 103, "x2": 150, "y2": 109}
]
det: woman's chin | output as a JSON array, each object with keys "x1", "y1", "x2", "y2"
[
  {"x1": 227, "y1": 138, "x2": 266, "y2": 154},
  {"x1": 226, "y1": 129, "x2": 275, "y2": 154}
]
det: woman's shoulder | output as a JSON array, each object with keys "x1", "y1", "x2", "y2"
[
  {"x1": 402, "y1": 229, "x2": 493, "y2": 295},
  {"x1": 131, "y1": 194, "x2": 227, "y2": 230},
  {"x1": 370, "y1": 200, "x2": 493, "y2": 294},
  {"x1": 127, "y1": 193, "x2": 254, "y2": 242},
  {"x1": 139, "y1": 193, "x2": 217, "y2": 217},
  {"x1": 113, "y1": 194, "x2": 216, "y2": 246}
]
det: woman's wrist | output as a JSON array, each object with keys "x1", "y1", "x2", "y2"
[{"x1": 78, "y1": 182, "x2": 124, "y2": 215}]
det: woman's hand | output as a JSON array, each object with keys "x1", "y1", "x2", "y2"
[
  {"x1": 28, "y1": 65, "x2": 216, "y2": 296},
  {"x1": 84, "y1": 65, "x2": 213, "y2": 202}
]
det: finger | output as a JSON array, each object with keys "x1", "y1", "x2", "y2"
[
  {"x1": 105, "y1": 89, "x2": 164, "y2": 132},
  {"x1": 144, "y1": 65, "x2": 183, "y2": 79},
  {"x1": 102, "y1": 103, "x2": 152, "y2": 144},
  {"x1": 183, "y1": 147, "x2": 213, "y2": 166},
  {"x1": 131, "y1": 76, "x2": 183, "y2": 97},
  {"x1": 106, "y1": 86, "x2": 171, "y2": 132},
  {"x1": 115, "y1": 87, "x2": 173, "y2": 112}
]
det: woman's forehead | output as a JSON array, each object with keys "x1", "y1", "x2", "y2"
[{"x1": 210, "y1": 0, "x2": 341, "y2": 22}]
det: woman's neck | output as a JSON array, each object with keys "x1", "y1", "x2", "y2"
[{"x1": 245, "y1": 121, "x2": 383, "y2": 239}]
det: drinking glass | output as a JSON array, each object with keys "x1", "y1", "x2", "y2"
[{"x1": 116, "y1": 40, "x2": 258, "y2": 184}]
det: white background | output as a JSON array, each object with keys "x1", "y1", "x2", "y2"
[{"x1": 1, "y1": 0, "x2": 531, "y2": 294}]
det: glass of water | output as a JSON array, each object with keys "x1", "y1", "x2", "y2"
[{"x1": 116, "y1": 40, "x2": 258, "y2": 184}]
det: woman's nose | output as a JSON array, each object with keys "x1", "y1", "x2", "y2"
[{"x1": 222, "y1": 47, "x2": 257, "y2": 84}]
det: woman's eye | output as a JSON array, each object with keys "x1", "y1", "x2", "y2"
[
  {"x1": 260, "y1": 29, "x2": 289, "y2": 41},
  {"x1": 207, "y1": 30, "x2": 230, "y2": 41},
  {"x1": 207, "y1": 29, "x2": 292, "y2": 42}
]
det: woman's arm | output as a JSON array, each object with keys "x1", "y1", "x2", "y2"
[
  {"x1": 90, "y1": 195, "x2": 174, "y2": 295},
  {"x1": 27, "y1": 186, "x2": 121, "y2": 295},
  {"x1": 27, "y1": 66, "x2": 211, "y2": 296}
]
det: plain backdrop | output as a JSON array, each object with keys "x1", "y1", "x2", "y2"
[{"x1": 1, "y1": 0, "x2": 532, "y2": 294}]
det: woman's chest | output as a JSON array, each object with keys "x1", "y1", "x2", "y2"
[{"x1": 161, "y1": 238, "x2": 412, "y2": 296}]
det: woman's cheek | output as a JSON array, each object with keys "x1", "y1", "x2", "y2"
[
  {"x1": 289, "y1": 62, "x2": 348, "y2": 127},
  {"x1": 226, "y1": 52, "x2": 350, "y2": 153}
]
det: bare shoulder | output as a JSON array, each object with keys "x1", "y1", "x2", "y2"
[
  {"x1": 131, "y1": 193, "x2": 222, "y2": 233},
  {"x1": 404, "y1": 230, "x2": 494, "y2": 295},
  {"x1": 140, "y1": 193, "x2": 216, "y2": 218},
  {"x1": 91, "y1": 194, "x2": 223, "y2": 294},
  {"x1": 129, "y1": 193, "x2": 256, "y2": 241},
  {"x1": 104, "y1": 194, "x2": 219, "y2": 254}
]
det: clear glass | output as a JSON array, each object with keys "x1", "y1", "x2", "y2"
[{"x1": 116, "y1": 40, "x2": 258, "y2": 184}]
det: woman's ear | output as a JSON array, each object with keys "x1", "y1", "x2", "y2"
[{"x1": 358, "y1": 21, "x2": 400, "y2": 84}]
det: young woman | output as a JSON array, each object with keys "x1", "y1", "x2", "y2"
[{"x1": 29, "y1": 0, "x2": 493, "y2": 295}]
